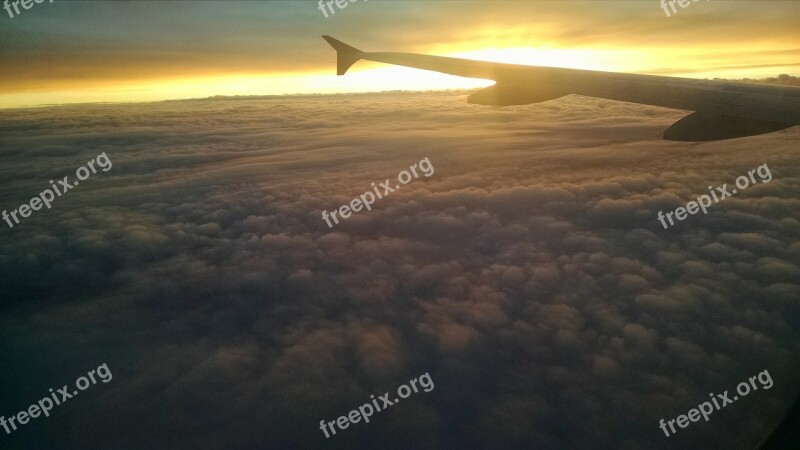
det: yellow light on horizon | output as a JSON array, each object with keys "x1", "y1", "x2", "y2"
[
  {"x1": 1, "y1": 44, "x2": 797, "y2": 109},
  {"x1": 0, "y1": 66, "x2": 493, "y2": 109}
]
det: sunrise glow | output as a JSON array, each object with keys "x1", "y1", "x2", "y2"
[{"x1": 1, "y1": 2, "x2": 798, "y2": 109}]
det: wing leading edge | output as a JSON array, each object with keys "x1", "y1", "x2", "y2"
[{"x1": 322, "y1": 35, "x2": 800, "y2": 141}]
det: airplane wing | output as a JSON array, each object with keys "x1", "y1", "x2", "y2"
[{"x1": 322, "y1": 35, "x2": 800, "y2": 141}]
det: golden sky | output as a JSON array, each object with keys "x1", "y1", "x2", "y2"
[{"x1": 0, "y1": 0, "x2": 798, "y2": 109}]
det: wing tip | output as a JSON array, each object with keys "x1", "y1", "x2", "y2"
[{"x1": 322, "y1": 35, "x2": 363, "y2": 75}]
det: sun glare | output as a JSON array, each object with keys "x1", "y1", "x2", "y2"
[{"x1": 448, "y1": 47, "x2": 627, "y2": 72}]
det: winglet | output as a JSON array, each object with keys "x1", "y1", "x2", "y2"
[{"x1": 322, "y1": 35, "x2": 363, "y2": 75}]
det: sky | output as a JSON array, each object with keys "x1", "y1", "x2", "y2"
[{"x1": 1, "y1": 0, "x2": 799, "y2": 108}]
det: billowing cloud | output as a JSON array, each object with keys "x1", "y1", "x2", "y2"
[{"x1": 0, "y1": 92, "x2": 799, "y2": 449}]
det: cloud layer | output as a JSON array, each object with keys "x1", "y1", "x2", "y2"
[{"x1": 0, "y1": 92, "x2": 799, "y2": 449}]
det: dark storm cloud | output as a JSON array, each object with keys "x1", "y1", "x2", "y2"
[{"x1": 0, "y1": 92, "x2": 799, "y2": 449}]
